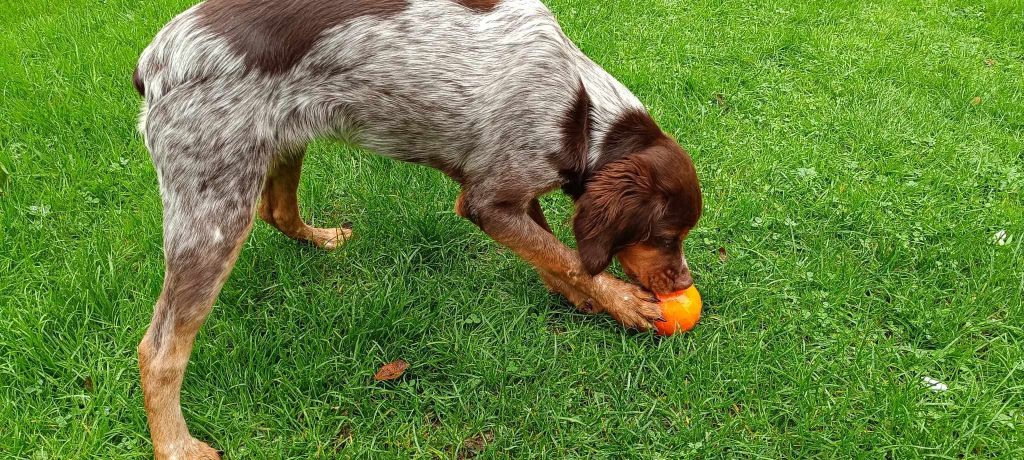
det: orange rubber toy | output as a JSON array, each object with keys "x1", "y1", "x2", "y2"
[{"x1": 654, "y1": 286, "x2": 702, "y2": 336}]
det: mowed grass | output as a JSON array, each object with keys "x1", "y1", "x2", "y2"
[{"x1": 1, "y1": 0, "x2": 1023, "y2": 457}]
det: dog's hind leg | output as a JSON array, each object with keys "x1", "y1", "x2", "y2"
[
  {"x1": 138, "y1": 115, "x2": 273, "y2": 459},
  {"x1": 258, "y1": 147, "x2": 351, "y2": 250}
]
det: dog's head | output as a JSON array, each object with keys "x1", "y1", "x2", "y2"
[{"x1": 573, "y1": 135, "x2": 701, "y2": 294}]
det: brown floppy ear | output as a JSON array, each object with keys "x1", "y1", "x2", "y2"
[
  {"x1": 572, "y1": 156, "x2": 665, "y2": 276},
  {"x1": 573, "y1": 194, "x2": 618, "y2": 275}
]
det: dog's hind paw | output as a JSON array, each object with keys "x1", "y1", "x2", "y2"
[
  {"x1": 154, "y1": 437, "x2": 221, "y2": 460},
  {"x1": 306, "y1": 224, "x2": 352, "y2": 251}
]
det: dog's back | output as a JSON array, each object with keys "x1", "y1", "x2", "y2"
[{"x1": 135, "y1": 0, "x2": 641, "y2": 181}]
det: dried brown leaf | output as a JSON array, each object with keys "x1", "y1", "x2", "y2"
[
  {"x1": 373, "y1": 359, "x2": 408, "y2": 381},
  {"x1": 984, "y1": 58, "x2": 996, "y2": 67},
  {"x1": 82, "y1": 376, "x2": 94, "y2": 392},
  {"x1": 971, "y1": 96, "x2": 982, "y2": 106},
  {"x1": 717, "y1": 246, "x2": 728, "y2": 262}
]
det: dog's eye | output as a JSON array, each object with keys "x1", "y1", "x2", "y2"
[{"x1": 653, "y1": 237, "x2": 678, "y2": 249}]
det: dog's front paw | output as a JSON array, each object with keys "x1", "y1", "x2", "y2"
[{"x1": 592, "y1": 276, "x2": 662, "y2": 331}]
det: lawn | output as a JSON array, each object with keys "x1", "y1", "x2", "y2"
[{"x1": 1, "y1": 0, "x2": 1023, "y2": 458}]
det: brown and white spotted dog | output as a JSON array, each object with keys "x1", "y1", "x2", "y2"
[{"x1": 134, "y1": 0, "x2": 701, "y2": 457}]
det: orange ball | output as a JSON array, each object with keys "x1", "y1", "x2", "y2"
[{"x1": 654, "y1": 286, "x2": 702, "y2": 336}]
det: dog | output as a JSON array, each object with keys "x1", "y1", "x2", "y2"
[{"x1": 133, "y1": 0, "x2": 701, "y2": 457}]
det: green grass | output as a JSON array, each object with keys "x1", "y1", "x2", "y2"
[{"x1": 1, "y1": 0, "x2": 1023, "y2": 457}]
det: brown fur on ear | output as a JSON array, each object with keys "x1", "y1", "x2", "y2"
[{"x1": 573, "y1": 153, "x2": 667, "y2": 275}]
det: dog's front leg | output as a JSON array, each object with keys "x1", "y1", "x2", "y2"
[
  {"x1": 525, "y1": 199, "x2": 601, "y2": 311},
  {"x1": 458, "y1": 192, "x2": 662, "y2": 330}
]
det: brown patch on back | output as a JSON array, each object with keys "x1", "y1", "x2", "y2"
[
  {"x1": 196, "y1": 0, "x2": 408, "y2": 74},
  {"x1": 452, "y1": 0, "x2": 501, "y2": 12}
]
